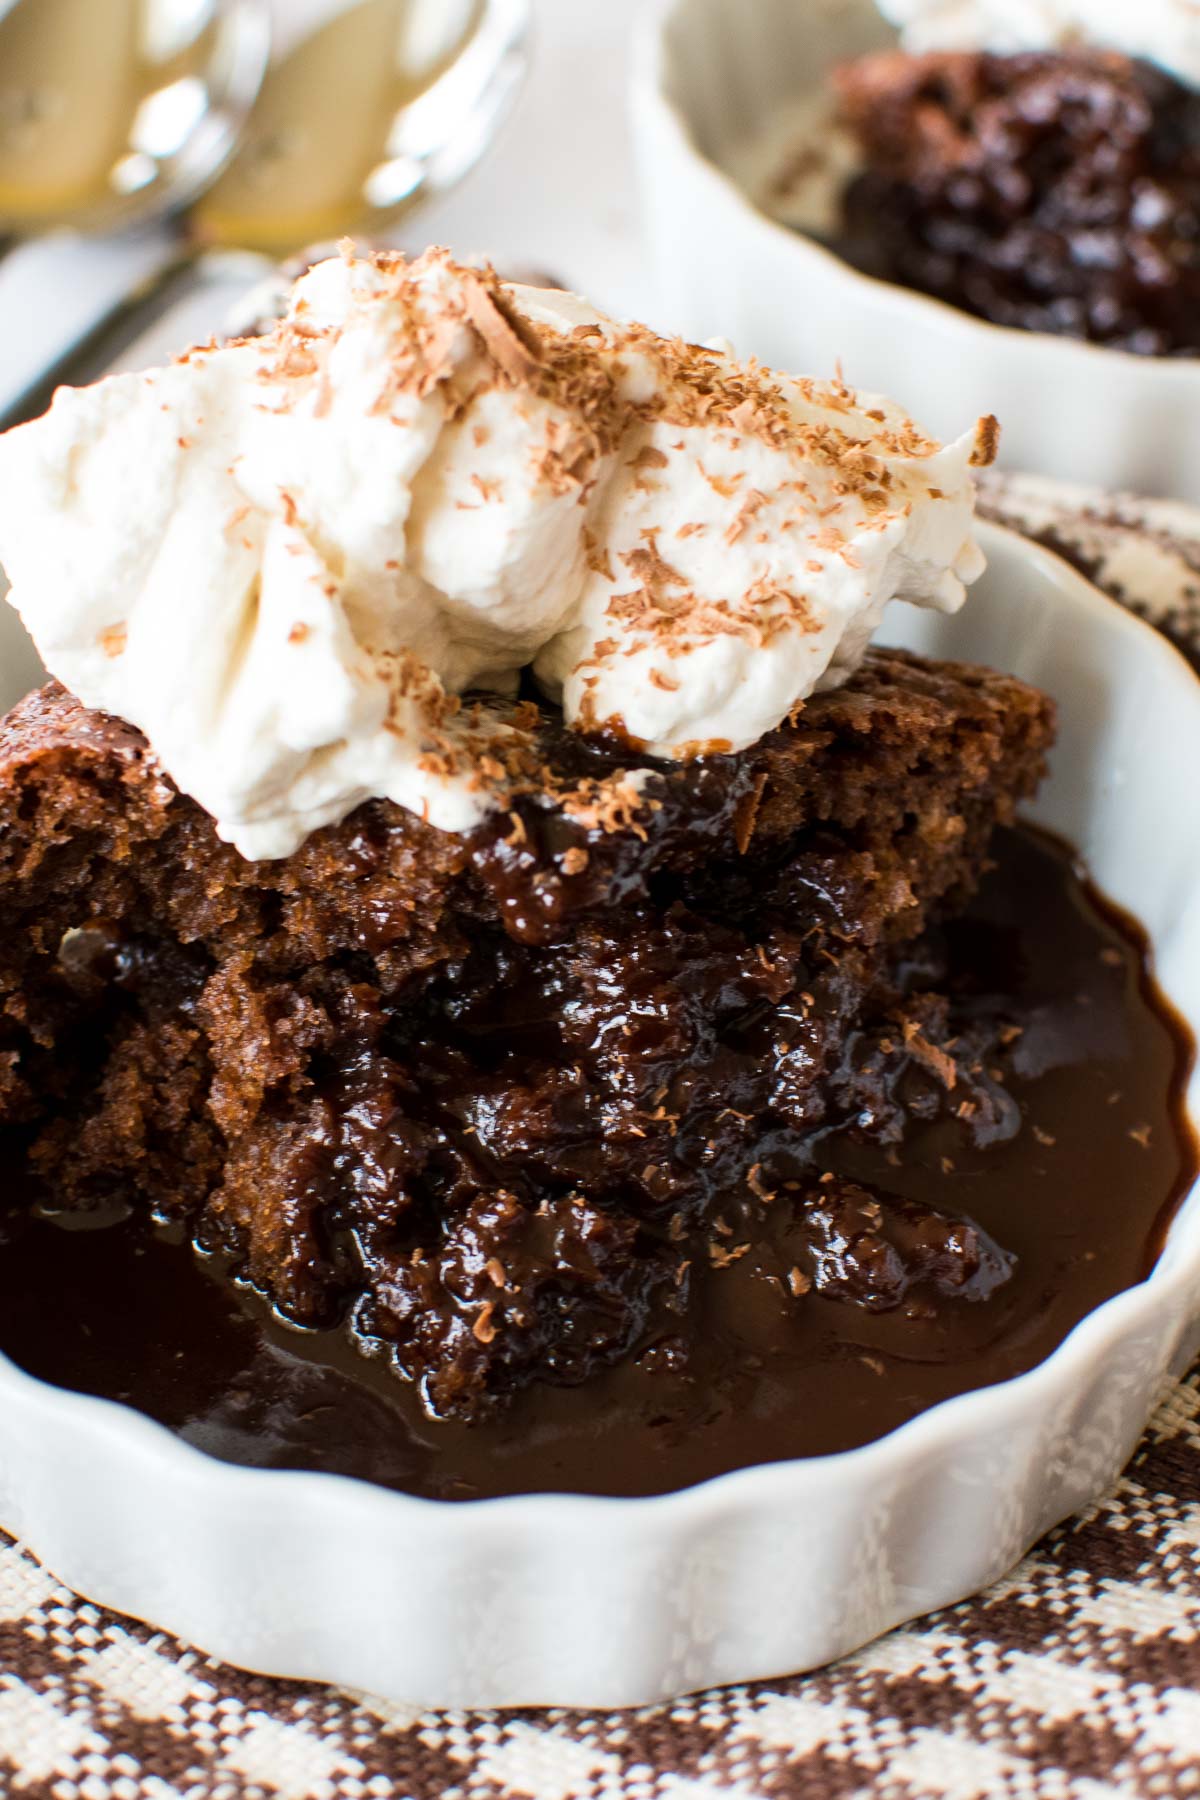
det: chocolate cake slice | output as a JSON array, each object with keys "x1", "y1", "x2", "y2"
[
  {"x1": 834, "y1": 48, "x2": 1200, "y2": 355},
  {"x1": 0, "y1": 647, "x2": 1053, "y2": 1421}
]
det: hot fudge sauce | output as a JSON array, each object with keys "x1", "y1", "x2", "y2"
[{"x1": 0, "y1": 825, "x2": 1193, "y2": 1500}]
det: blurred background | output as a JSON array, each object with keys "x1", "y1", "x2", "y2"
[{"x1": 0, "y1": 0, "x2": 649, "y2": 420}]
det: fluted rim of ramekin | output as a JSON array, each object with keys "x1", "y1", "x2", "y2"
[
  {"x1": 0, "y1": 520, "x2": 1196, "y2": 1547},
  {"x1": 634, "y1": 0, "x2": 1200, "y2": 386}
]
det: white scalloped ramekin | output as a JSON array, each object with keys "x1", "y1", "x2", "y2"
[
  {"x1": 0, "y1": 523, "x2": 1197, "y2": 1709},
  {"x1": 632, "y1": 0, "x2": 1200, "y2": 502}
]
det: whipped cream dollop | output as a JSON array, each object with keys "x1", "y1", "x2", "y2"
[
  {"x1": 0, "y1": 247, "x2": 993, "y2": 859},
  {"x1": 876, "y1": 0, "x2": 1200, "y2": 86}
]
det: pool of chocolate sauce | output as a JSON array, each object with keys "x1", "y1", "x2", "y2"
[{"x1": 0, "y1": 826, "x2": 1194, "y2": 1499}]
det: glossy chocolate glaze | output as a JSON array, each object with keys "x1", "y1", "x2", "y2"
[{"x1": 0, "y1": 827, "x2": 1193, "y2": 1499}]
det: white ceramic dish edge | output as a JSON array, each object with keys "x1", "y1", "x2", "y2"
[
  {"x1": 631, "y1": 0, "x2": 1200, "y2": 502},
  {"x1": 0, "y1": 524, "x2": 1197, "y2": 1709}
]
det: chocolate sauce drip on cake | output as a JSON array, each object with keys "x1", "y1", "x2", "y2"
[{"x1": 0, "y1": 827, "x2": 1192, "y2": 1499}]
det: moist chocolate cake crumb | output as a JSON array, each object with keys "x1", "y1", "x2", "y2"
[
  {"x1": 0, "y1": 649, "x2": 1053, "y2": 1422},
  {"x1": 834, "y1": 49, "x2": 1200, "y2": 355}
]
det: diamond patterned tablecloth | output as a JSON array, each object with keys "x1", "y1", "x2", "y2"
[{"x1": 1, "y1": 473, "x2": 1199, "y2": 1800}]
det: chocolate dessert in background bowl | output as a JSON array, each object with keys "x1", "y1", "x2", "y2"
[
  {"x1": 823, "y1": 0, "x2": 1200, "y2": 358},
  {"x1": 635, "y1": 0, "x2": 1200, "y2": 499},
  {"x1": 0, "y1": 247, "x2": 1196, "y2": 1709}
]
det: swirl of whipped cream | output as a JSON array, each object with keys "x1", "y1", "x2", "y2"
[
  {"x1": 876, "y1": 0, "x2": 1200, "y2": 86},
  {"x1": 0, "y1": 247, "x2": 994, "y2": 859}
]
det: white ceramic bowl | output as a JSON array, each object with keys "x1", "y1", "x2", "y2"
[
  {"x1": 0, "y1": 524, "x2": 1198, "y2": 1709},
  {"x1": 632, "y1": 0, "x2": 1200, "y2": 502}
]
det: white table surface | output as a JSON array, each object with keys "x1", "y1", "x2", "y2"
[{"x1": 405, "y1": 0, "x2": 653, "y2": 322}]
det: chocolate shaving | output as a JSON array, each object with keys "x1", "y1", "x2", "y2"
[
  {"x1": 733, "y1": 770, "x2": 769, "y2": 855},
  {"x1": 462, "y1": 277, "x2": 544, "y2": 385},
  {"x1": 970, "y1": 415, "x2": 1001, "y2": 468},
  {"x1": 903, "y1": 1021, "x2": 958, "y2": 1090}
]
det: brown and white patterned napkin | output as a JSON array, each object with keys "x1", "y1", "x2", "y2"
[
  {"x1": 978, "y1": 471, "x2": 1200, "y2": 674},
  {"x1": 1, "y1": 477, "x2": 1198, "y2": 1800}
]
